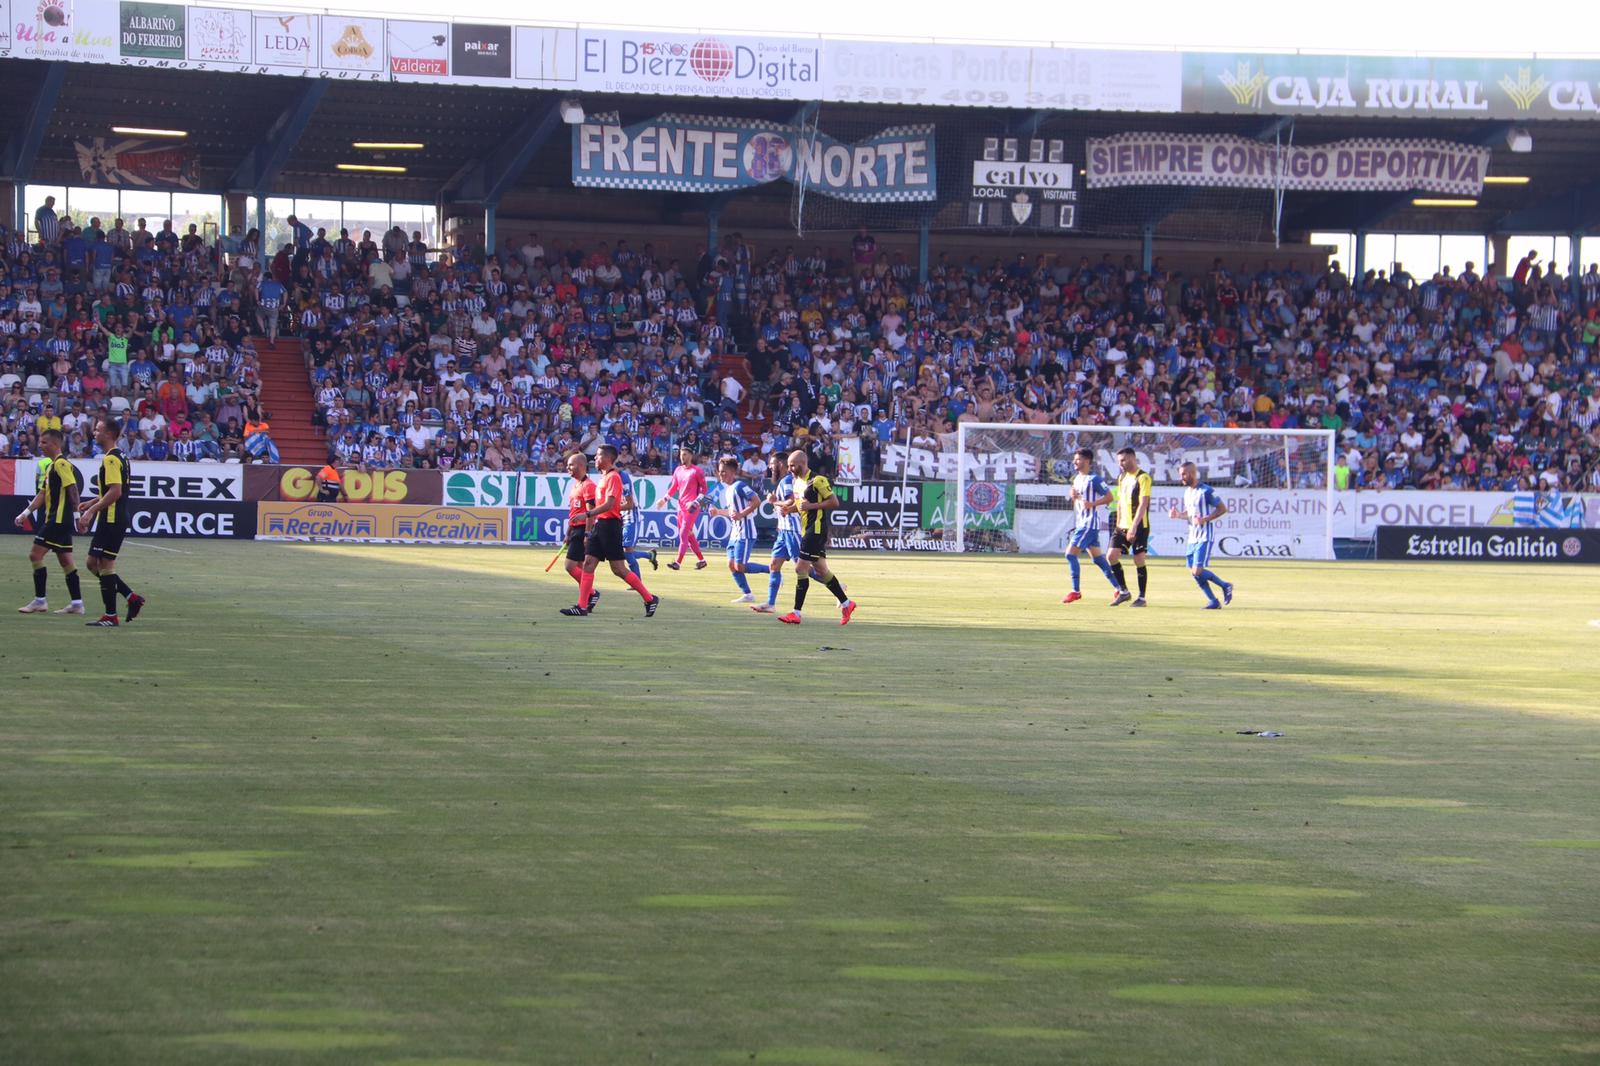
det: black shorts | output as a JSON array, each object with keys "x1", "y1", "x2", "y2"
[
  {"x1": 34, "y1": 521, "x2": 73, "y2": 551},
  {"x1": 565, "y1": 526, "x2": 588, "y2": 563},
  {"x1": 585, "y1": 518, "x2": 626, "y2": 563},
  {"x1": 90, "y1": 523, "x2": 127, "y2": 560},
  {"x1": 799, "y1": 531, "x2": 829, "y2": 562},
  {"x1": 1111, "y1": 525, "x2": 1150, "y2": 555}
]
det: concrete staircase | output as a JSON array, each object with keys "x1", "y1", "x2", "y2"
[{"x1": 251, "y1": 336, "x2": 326, "y2": 465}]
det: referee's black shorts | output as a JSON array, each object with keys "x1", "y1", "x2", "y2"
[
  {"x1": 89, "y1": 523, "x2": 127, "y2": 560},
  {"x1": 799, "y1": 531, "x2": 829, "y2": 562},
  {"x1": 1111, "y1": 525, "x2": 1150, "y2": 555},
  {"x1": 585, "y1": 517, "x2": 626, "y2": 562},
  {"x1": 565, "y1": 525, "x2": 588, "y2": 563}
]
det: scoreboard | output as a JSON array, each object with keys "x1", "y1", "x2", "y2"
[{"x1": 966, "y1": 137, "x2": 1080, "y2": 231}]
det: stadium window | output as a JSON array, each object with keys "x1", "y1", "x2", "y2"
[
  {"x1": 1361, "y1": 234, "x2": 1397, "y2": 278},
  {"x1": 1507, "y1": 235, "x2": 1571, "y2": 275},
  {"x1": 1394, "y1": 234, "x2": 1443, "y2": 279},
  {"x1": 391, "y1": 202, "x2": 438, "y2": 250},
  {"x1": 172, "y1": 192, "x2": 223, "y2": 244},
  {"x1": 263, "y1": 197, "x2": 294, "y2": 252},
  {"x1": 1310, "y1": 232, "x2": 1353, "y2": 272},
  {"x1": 64, "y1": 186, "x2": 117, "y2": 230},
  {"x1": 1439, "y1": 235, "x2": 1487, "y2": 276},
  {"x1": 119, "y1": 190, "x2": 173, "y2": 233},
  {"x1": 341, "y1": 201, "x2": 391, "y2": 245},
  {"x1": 292, "y1": 198, "x2": 342, "y2": 242},
  {"x1": 1583, "y1": 237, "x2": 1600, "y2": 271}
]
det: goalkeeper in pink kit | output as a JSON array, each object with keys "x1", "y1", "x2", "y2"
[{"x1": 665, "y1": 446, "x2": 708, "y2": 570}]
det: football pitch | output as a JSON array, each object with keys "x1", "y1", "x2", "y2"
[{"x1": 3, "y1": 543, "x2": 1598, "y2": 1065}]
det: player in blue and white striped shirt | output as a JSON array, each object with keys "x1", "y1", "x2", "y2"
[
  {"x1": 1064, "y1": 447, "x2": 1125, "y2": 603},
  {"x1": 1169, "y1": 461, "x2": 1234, "y2": 609},
  {"x1": 617, "y1": 460, "x2": 658, "y2": 579},
  {"x1": 752, "y1": 452, "x2": 800, "y2": 614},
  {"x1": 710, "y1": 456, "x2": 770, "y2": 604}
]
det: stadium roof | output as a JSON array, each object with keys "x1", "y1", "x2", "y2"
[{"x1": 4, "y1": 59, "x2": 1597, "y2": 240}]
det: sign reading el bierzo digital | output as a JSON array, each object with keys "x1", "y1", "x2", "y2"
[{"x1": 581, "y1": 31, "x2": 820, "y2": 99}]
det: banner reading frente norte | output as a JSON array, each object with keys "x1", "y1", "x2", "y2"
[
  {"x1": 572, "y1": 112, "x2": 936, "y2": 202},
  {"x1": 1085, "y1": 132, "x2": 1489, "y2": 196}
]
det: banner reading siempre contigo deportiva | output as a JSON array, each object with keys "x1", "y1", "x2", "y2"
[
  {"x1": 1085, "y1": 133, "x2": 1490, "y2": 196},
  {"x1": 572, "y1": 113, "x2": 937, "y2": 202}
]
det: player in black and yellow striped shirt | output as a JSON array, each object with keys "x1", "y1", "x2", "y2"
[
  {"x1": 777, "y1": 450, "x2": 856, "y2": 626},
  {"x1": 15, "y1": 429, "x2": 85, "y2": 615},
  {"x1": 1108, "y1": 447, "x2": 1153, "y2": 606},
  {"x1": 77, "y1": 418, "x2": 145, "y2": 626}
]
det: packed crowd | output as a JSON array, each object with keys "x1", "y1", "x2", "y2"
[
  {"x1": 5, "y1": 192, "x2": 1599, "y2": 494},
  {"x1": 1, "y1": 196, "x2": 279, "y2": 463}
]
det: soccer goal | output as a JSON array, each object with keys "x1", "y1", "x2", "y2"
[{"x1": 935, "y1": 424, "x2": 1337, "y2": 560}]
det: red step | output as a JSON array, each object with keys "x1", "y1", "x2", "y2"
[{"x1": 249, "y1": 335, "x2": 327, "y2": 465}]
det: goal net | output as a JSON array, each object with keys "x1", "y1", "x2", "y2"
[{"x1": 929, "y1": 424, "x2": 1335, "y2": 560}]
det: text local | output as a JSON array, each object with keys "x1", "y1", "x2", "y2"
[
  {"x1": 1091, "y1": 142, "x2": 1481, "y2": 183},
  {"x1": 577, "y1": 124, "x2": 930, "y2": 188}
]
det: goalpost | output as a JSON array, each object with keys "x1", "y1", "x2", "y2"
[{"x1": 944, "y1": 424, "x2": 1337, "y2": 560}]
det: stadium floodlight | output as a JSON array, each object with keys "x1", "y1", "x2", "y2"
[
  {"x1": 337, "y1": 163, "x2": 407, "y2": 173},
  {"x1": 1506, "y1": 128, "x2": 1533, "y2": 153},
  {"x1": 352, "y1": 141, "x2": 425, "y2": 150},
  {"x1": 944, "y1": 423, "x2": 1335, "y2": 559},
  {"x1": 1411, "y1": 198, "x2": 1478, "y2": 208},
  {"x1": 559, "y1": 99, "x2": 585, "y2": 125},
  {"x1": 111, "y1": 126, "x2": 186, "y2": 137},
  {"x1": 1482, "y1": 175, "x2": 1530, "y2": 185}
]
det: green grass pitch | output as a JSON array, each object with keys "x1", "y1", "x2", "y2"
[{"x1": 3, "y1": 542, "x2": 1598, "y2": 1065}]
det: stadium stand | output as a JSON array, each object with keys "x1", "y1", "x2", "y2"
[{"x1": 1, "y1": 212, "x2": 1596, "y2": 493}]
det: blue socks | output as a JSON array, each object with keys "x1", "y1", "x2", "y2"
[
  {"x1": 767, "y1": 570, "x2": 783, "y2": 606},
  {"x1": 1093, "y1": 554, "x2": 1117, "y2": 587},
  {"x1": 733, "y1": 571, "x2": 751, "y2": 594},
  {"x1": 1199, "y1": 568, "x2": 1226, "y2": 590},
  {"x1": 1193, "y1": 572, "x2": 1219, "y2": 604},
  {"x1": 627, "y1": 556, "x2": 641, "y2": 577},
  {"x1": 744, "y1": 562, "x2": 769, "y2": 575},
  {"x1": 1067, "y1": 554, "x2": 1081, "y2": 591}
]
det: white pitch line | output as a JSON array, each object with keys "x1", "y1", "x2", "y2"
[{"x1": 128, "y1": 542, "x2": 191, "y2": 554}]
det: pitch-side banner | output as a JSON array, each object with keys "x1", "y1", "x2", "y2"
[
  {"x1": 1086, "y1": 133, "x2": 1489, "y2": 196},
  {"x1": 1014, "y1": 487, "x2": 1332, "y2": 560},
  {"x1": 572, "y1": 113, "x2": 936, "y2": 202}
]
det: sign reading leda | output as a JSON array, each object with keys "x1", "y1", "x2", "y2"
[
  {"x1": 256, "y1": 501, "x2": 509, "y2": 543},
  {"x1": 1183, "y1": 53, "x2": 1600, "y2": 120},
  {"x1": 573, "y1": 113, "x2": 936, "y2": 202},
  {"x1": 1086, "y1": 133, "x2": 1489, "y2": 196}
]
